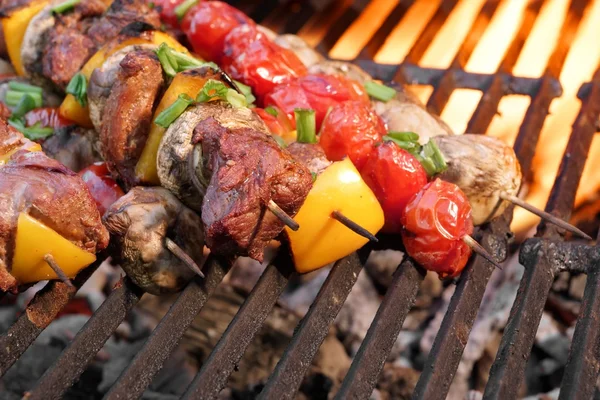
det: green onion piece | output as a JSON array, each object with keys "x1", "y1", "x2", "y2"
[
  {"x1": 364, "y1": 81, "x2": 396, "y2": 102},
  {"x1": 65, "y1": 73, "x2": 87, "y2": 107},
  {"x1": 311, "y1": 171, "x2": 317, "y2": 182},
  {"x1": 175, "y1": 0, "x2": 197, "y2": 20},
  {"x1": 295, "y1": 108, "x2": 317, "y2": 143},
  {"x1": 5, "y1": 90, "x2": 23, "y2": 107},
  {"x1": 386, "y1": 131, "x2": 419, "y2": 142},
  {"x1": 272, "y1": 134, "x2": 287, "y2": 148},
  {"x1": 155, "y1": 43, "x2": 178, "y2": 77},
  {"x1": 196, "y1": 79, "x2": 229, "y2": 103},
  {"x1": 422, "y1": 140, "x2": 447, "y2": 174},
  {"x1": 11, "y1": 94, "x2": 37, "y2": 119},
  {"x1": 154, "y1": 93, "x2": 194, "y2": 128},
  {"x1": 382, "y1": 135, "x2": 420, "y2": 154},
  {"x1": 8, "y1": 81, "x2": 42, "y2": 94},
  {"x1": 51, "y1": 0, "x2": 80, "y2": 13},
  {"x1": 414, "y1": 153, "x2": 436, "y2": 176},
  {"x1": 234, "y1": 80, "x2": 255, "y2": 105},
  {"x1": 225, "y1": 89, "x2": 247, "y2": 108},
  {"x1": 8, "y1": 118, "x2": 54, "y2": 140},
  {"x1": 264, "y1": 106, "x2": 278, "y2": 117},
  {"x1": 155, "y1": 43, "x2": 214, "y2": 77}
]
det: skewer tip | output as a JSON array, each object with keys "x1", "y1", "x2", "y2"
[
  {"x1": 462, "y1": 235, "x2": 503, "y2": 271},
  {"x1": 331, "y1": 210, "x2": 378, "y2": 242},
  {"x1": 165, "y1": 238, "x2": 205, "y2": 278},
  {"x1": 43, "y1": 254, "x2": 74, "y2": 287},
  {"x1": 268, "y1": 199, "x2": 300, "y2": 231},
  {"x1": 500, "y1": 192, "x2": 592, "y2": 240}
]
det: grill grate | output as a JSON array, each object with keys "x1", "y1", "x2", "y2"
[{"x1": 2, "y1": 0, "x2": 600, "y2": 399}]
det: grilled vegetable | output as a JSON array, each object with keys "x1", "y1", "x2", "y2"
[
  {"x1": 285, "y1": 158, "x2": 384, "y2": 273},
  {"x1": 58, "y1": 30, "x2": 186, "y2": 127},
  {"x1": 273, "y1": 34, "x2": 324, "y2": 68},
  {"x1": 319, "y1": 100, "x2": 387, "y2": 170},
  {"x1": 263, "y1": 74, "x2": 368, "y2": 130},
  {"x1": 360, "y1": 141, "x2": 428, "y2": 233},
  {"x1": 432, "y1": 134, "x2": 521, "y2": 225},
  {"x1": 401, "y1": 179, "x2": 473, "y2": 279},
  {"x1": 254, "y1": 106, "x2": 296, "y2": 143},
  {"x1": 103, "y1": 186, "x2": 204, "y2": 295},
  {"x1": 78, "y1": 161, "x2": 124, "y2": 215},
  {"x1": 136, "y1": 66, "x2": 225, "y2": 185},
  {"x1": 221, "y1": 24, "x2": 307, "y2": 101},
  {"x1": 0, "y1": 119, "x2": 108, "y2": 292},
  {"x1": 308, "y1": 60, "x2": 373, "y2": 86}
]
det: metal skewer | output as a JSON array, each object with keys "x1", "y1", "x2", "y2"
[
  {"x1": 462, "y1": 235, "x2": 503, "y2": 271},
  {"x1": 43, "y1": 254, "x2": 74, "y2": 287},
  {"x1": 267, "y1": 200, "x2": 300, "y2": 231}
]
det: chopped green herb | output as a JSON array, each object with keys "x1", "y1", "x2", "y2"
[
  {"x1": 225, "y1": 89, "x2": 247, "y2": 108},
  {"x1": 196, "y1": 79, "x2": 229, "y2": 103},
  {"x1": 5, "y1": 90, "x2": 42, "y2": 108},
  {"x1": 154, "y1": 93, "x2": 194, "y2": 128},
  {"x1": 386, "y1": 131, "x2": 419, "y2": 142},
  {"x1": 272, "y1": 134, "x2": 287, "y2": 148},
  {"x1": 295, "y1": 108, "x2": 317, "y2": 144},
  {"x1": 311, "y1": 172, "x2": 317, "y2": 182},
  {"x1": 8, "y1": 81, "x2": 42, "y2": 94},
  {"x1": 51, "y1": 0, "x2": 80, "y2": 14},
  {"x1": 364, "y1": 81, "x2": 396, "y2": 102},
  {"x1": 8, "y1": 118, "x2": 54, "y2": 140},
  {"x1": 233, "y1": 80, "x2": 256, "y2": 105},
  {"x1": 264, "y1": 106, "x2": 279, "y2": 117},
  {"x1": 382, "y1": 131, "x2": 447, "y2": 177},
  {"x1": 174, "y1": 0, "x2": 197, "y2": 20},
  {"x1": 155, "y1": 43, "x2": 210, "y2": 78},
  {"x1": 65, "y1": 73, "x2": 87, "y2": 107},
  {"x1": 11, "y1": 94, "x2": 37, "y2": 119}
]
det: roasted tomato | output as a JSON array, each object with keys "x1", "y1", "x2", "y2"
[
  {"x1": 78, "y1": 162, "x2": 125, "y2": 215},
  {"x1": 153, "y1": 0, "x2": 186, "y2": 29},
  {"x1": 254, "y1": 107, "x2": 293, "y2": 137},
  {"x1": 361, "y1": 141, "x2": 428, "y2": 233},
  {"x1": 181, "y1": 1, "x2": 254, "y2": 63},
  {"x1": 24, "y1": 108, "x2": 74, "y2": 130},
  {"x1": 319, "y1": 101, "x2": 386, "y2": 170},
  {"x1": 263, "y1": 74, "x2": 368, "y2": 129},
  {"x1": 222, "y1": 24, "x2": 307, "y2": 101},
  {"x1": 401, "y1": 178, "x2": 473, "y2": 279}
]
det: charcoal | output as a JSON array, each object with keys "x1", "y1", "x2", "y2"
[{"x1": 375, "y1": 363, "x2": 420, "y2": 400}]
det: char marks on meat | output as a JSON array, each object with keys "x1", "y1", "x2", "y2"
[
  {"x1": 194, "y1": 117, "x2": 313, "y2": 261},
  {"x1": 40, "y1": 0, "x2": 159, "y2": 90},
  {"x1": 286, "y1": 142, "x2": 332, "y2": 176},
  {"x1": 99, "y1": 50, "x2": 164, "y2": 189},
  {"x1": 0, "y1": 119, "x2": 108, "y2": 292}
]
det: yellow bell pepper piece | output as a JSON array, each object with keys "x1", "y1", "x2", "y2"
[
  {"x1": 10, "y1": 213, "x2": 96, "y2": 284},
  {"x1": 0, "y1": 142, "x2": 41, "y2": 166},
  {"x1": 135, "y1": 71, "x2": 211, "y2": 184},
  {"x1": 286, "y1": 158, "x2": 384, "y2": 273},
  {"x1": 2, "y1": 0, "x2": 50, "y2": 76},
  {"x1": 59, "y1": 31, "x2": 188, "y2": 127}
]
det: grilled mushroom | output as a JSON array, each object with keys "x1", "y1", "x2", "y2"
[
  {"x1": 103, "y1": 186, "x2": 204, "y2": 295},
  {"x1": 157, "y1": 101, "x2": 268, "y2": 211},
  {"x1": 273, "y1": 34, "x2": 324, "y2": 68},
  {"x1": 432, "y1": 134, "x2": 522, "y2": 225}
]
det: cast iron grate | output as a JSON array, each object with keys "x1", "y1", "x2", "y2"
[{"x1": 2, "y1": 0, "x2": 600, "y2": 399}]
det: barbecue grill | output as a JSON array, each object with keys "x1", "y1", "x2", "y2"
[{"x1": 2, "y1": 0, "x2": 600, "y2": 399}]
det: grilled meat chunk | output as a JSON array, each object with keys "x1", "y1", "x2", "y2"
[
  {"x1": 286, "y1": 142, "x2": 331, "y2": 176},
  {"x1": 42, "y1": 126, "x2": 101, "y2": 172},
  {"x1": 104, "y1": 186, "x2": 204, "y2": 295},
  {"x1": 432, "y1": 134, "x2": 522, "y2": 225},
  {"x1": 157, "y1": 99, "x2": 267, "y2": 211},
  {"x1": 193, "y1": 117, "x2": 313, "y2": 261},
  {"x1": 99, "y1": 50, "x2": 164, "y2": 189},
  {"x1": 0, "y1": 120, "x2": 109, "y2": 292}
]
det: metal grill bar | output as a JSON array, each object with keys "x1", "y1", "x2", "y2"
[
  {"x1": 25, "y1": 278, "x2": 144, "y2": 400},
  {"x1": 0, "y1": 258, "x2": 102, "y2": 376},
  {"x1": 484, "y1": 67, "x2": 600, "y2": 399},
  {"x1": 182, "y1": 252, "x2": 293, "y2": 399},
  {"x1": 334, "y1": 260, "x2": 424, "y2": 400},
  {"x1": 258, "y1": 250, "x2": 370, "y2": 399},
  {"x1": 104, "y1": 255, "x2": 232, "y2": 400}
]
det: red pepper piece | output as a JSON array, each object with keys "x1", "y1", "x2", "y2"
[{"x1": 78, "y1": 162, "x2": 124, "y2": 215}]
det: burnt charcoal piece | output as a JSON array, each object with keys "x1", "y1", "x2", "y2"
[{"x1": 193, "y1": 117, "x2": 313, "y2": 261}]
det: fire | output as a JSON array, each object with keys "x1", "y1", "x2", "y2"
[{"x1": 321, "y1": 0, "x2": 600, "y2": 236}]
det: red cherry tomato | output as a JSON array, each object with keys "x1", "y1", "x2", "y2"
[
  {"x1": 319, "y1": 101, "x2": 386, "y2": 170},
  {"x1": 24, "y1": 108, "x2": 74, "y2": 130},
  {"x1": 360, "y1": 141, "x2": 428, "y2": 233},
  {"x1": 181, "y1": 1, "x2": 254, "y2": 63},
  {"x1": 151, "y1": 0, "x2": 186, "y2": 29},
  {"x1": 263, "y1": 74, "x2": 368, "y2": 129},
  {"x1": 222, "y1": 24, "x2": 308, "y2": 101},
  {"x1": 400, "y1": 178, "x2": 474, "y2": 279},
  {"x1": 254, "y1": 107, "x2": 292, "y2": 137},
  {"x1": 78, "y1": 162, "x2": 124, "y2": 215}
]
